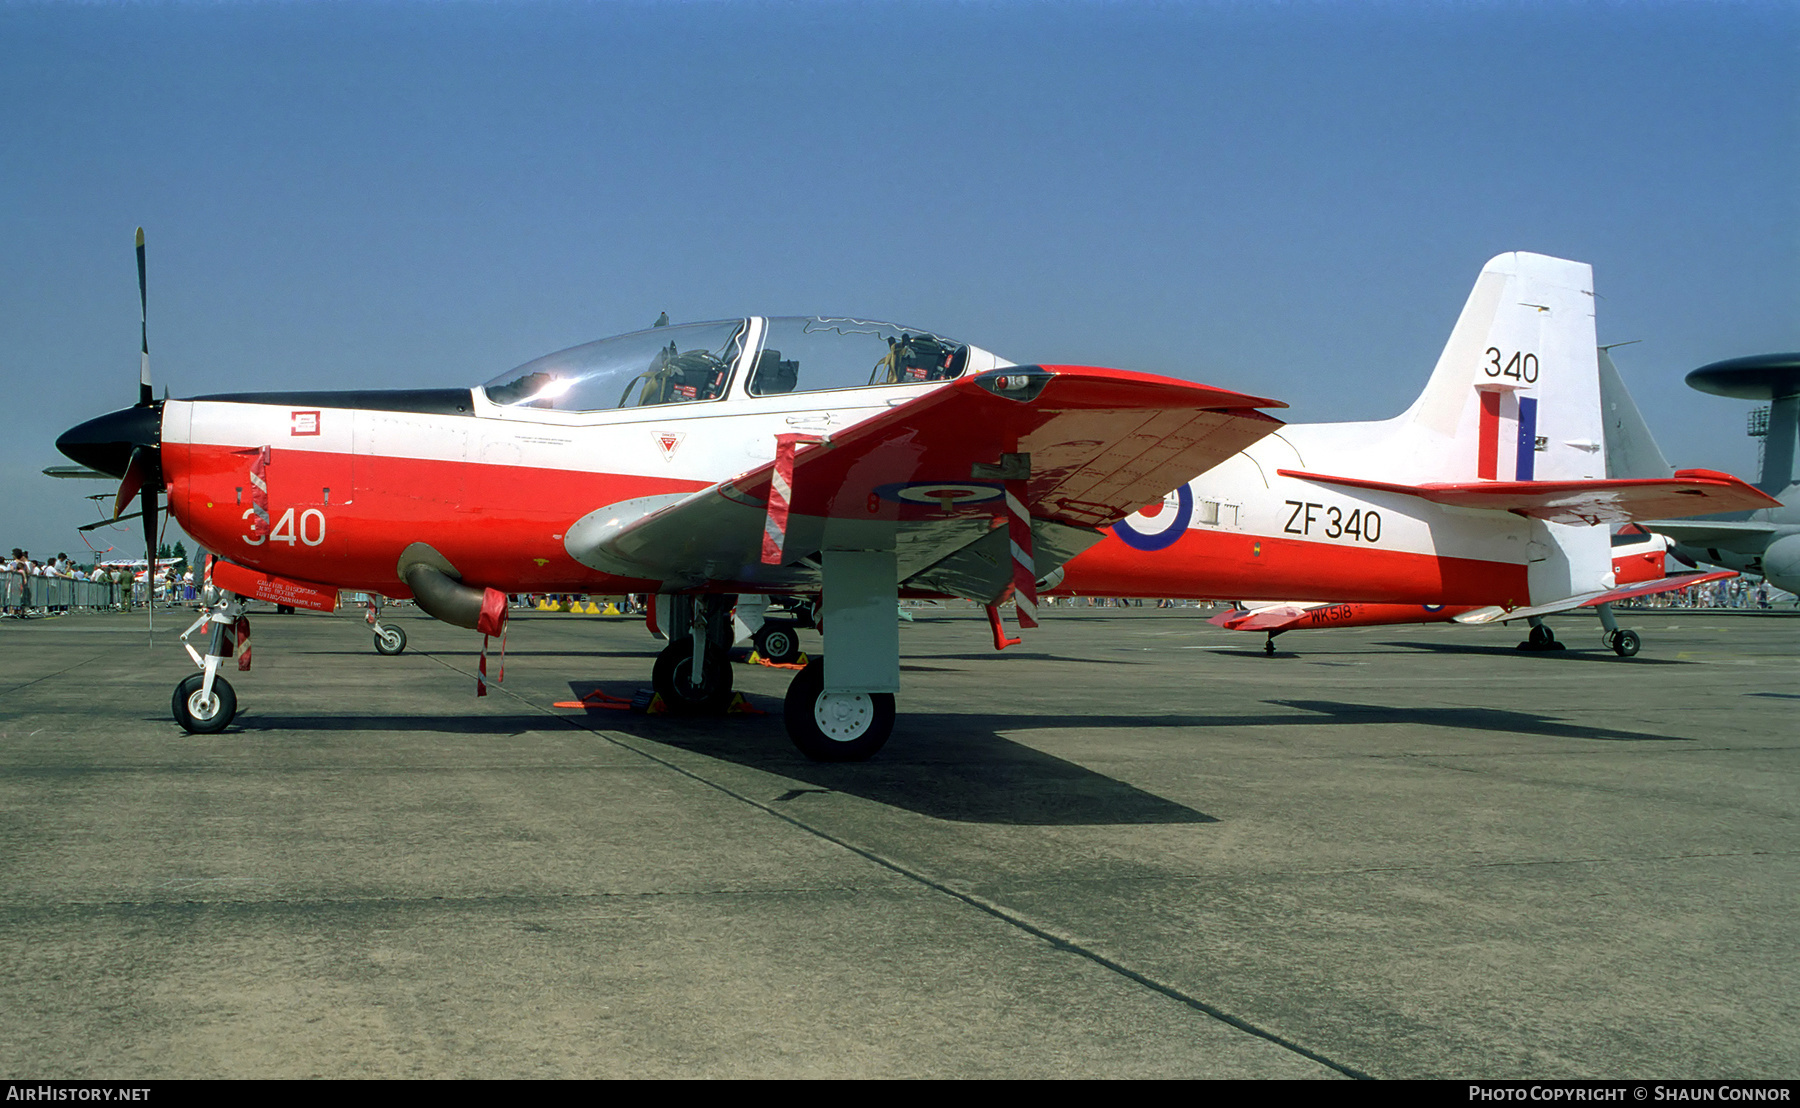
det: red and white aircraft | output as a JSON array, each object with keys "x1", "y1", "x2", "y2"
[
  {"x1": 57, "y1": 270, "x2": 1287, "y2": 756},
  {"x1": 1205, "y1": 527, "x2": 1738, "y2": 656},
  {"x1": 1052, "y1": 252, "x2": 1775, "y2": 646},
  {"x1": 56, "y1": 247, "x2": 1771, "y2": 760}
]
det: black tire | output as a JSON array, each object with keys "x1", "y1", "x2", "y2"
[
  {"x1": 783, "y1": 659, "x2": 894, "y2": 762},
  {"x1": 1529, "y1": 623, "x2": 1555, "y2": 647},
  {"x1": 276, "y1": 604, "x2": 295, "y2": 615},
  {"x1": 172, "y1": 673, "x2": 237, "y2": 734},
  {"x1": 754, "y1": 623, "x2": 801, "y2": 665},
  {"x1": 373, "y1": 624, "x2": 407, "y2": 655},
  {"x1": 652, "y1": 636, "x2": 734, "y2": 714},
  {"x1": 1612, "y1": 628, "x2": 1641, "y2": 657}
]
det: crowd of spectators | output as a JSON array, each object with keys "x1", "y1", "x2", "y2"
[
  {"x1": 1618, "y1": 576, "x2": 1789, "y2": 610},
  {"x1": 3, "y1": 549, "x2": 200, "y2": 619}
]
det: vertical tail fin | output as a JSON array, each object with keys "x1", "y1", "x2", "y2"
[
  {"x1": 1390, "y1": 252, "x2": 1601, "y2": 484},
  {"x1": 1598, "y1": 346, "x2": 1674, "y2": 480}
]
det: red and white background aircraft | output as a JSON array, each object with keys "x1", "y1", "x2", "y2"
[{"x1": 57, "y1": 245, "x2": 1774, "y2": 759}]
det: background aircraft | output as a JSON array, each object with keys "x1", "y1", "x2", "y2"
[
  {"x1": 1208, "y1": 528, "x2": 1737, "y2": 656},
  {"x1": 1646, "y1": 353, "x2": 1800, "y2": 598}
]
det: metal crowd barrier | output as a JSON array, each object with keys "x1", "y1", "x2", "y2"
[{"x1": 2, "y1": 570, "x2": 132, "y2": 613}]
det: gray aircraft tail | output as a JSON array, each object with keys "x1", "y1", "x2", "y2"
[{"x1": 1598, "y1": 346, "x2": 1673, "y2": 480}]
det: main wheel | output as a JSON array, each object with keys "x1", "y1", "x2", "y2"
[
  {"x1": 1611, "y1": 628, "x2": 1641, "y2": 657},
  {"x1": 172, "y1": 673, "x2": 237, "y2": 734},
  {"x1": 783, "y1": 659, "x2": 895, "y2": 762},
  {"x1": 373, "y1": 624, "x2": 408, "y2": 655},
  {"x1": 1529, "y1": 623, "x2": 1555, "y2": 647},
  {"x1": 652, "y1": 636, "x2": 734, "y2": 714},
  {"x1": 754, "y1": 623, "x2": 801, "y2": 665}
]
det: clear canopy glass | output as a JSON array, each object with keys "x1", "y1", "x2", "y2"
[
  {"x1": 749, "y1": 317, "x2": 968, "y2": 396},
  {"x1": 481, "y1": 320, "x2": 747, "y2": 411}
]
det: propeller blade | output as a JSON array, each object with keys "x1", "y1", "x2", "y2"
[
  {"x1": 114, "y1": 446, "x2": 150, "y2": 518},
  {"x1": 141, "y1": 483, "x2": 159, "y2": 575},
  {"x1": 80, "y1": 508, "x2": 149, "y2": 532},
  {"x1": 137, "y1": 227, "x2": 152, "y2": 406}
]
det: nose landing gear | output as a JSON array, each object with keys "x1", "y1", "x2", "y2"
[{"x1": 173, "y1": 594, "x2": 247, "y2": 733}]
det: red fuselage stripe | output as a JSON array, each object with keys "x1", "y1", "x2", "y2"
[{"x1": 1058, "y1": 528, "x2": 1529, "y2": 607}]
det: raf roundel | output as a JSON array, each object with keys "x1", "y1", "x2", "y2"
[
  {"x1": 873, "y1": 481, "x2": 1005, "y2": 511},
  {"x1": 1112, "y1": 485, "x2": 1194, "y2": 551}
]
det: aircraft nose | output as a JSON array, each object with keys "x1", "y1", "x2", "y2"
[{"x1": 56, "y1": 404, "x2": 160, "y2": 479}]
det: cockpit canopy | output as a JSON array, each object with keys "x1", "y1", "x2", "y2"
[{"x1": 480, "y1": 317, "x2": 977, "y2": 412}]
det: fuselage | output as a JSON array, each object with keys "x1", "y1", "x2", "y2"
[{"x1": 163, "y1": 317, "x2": 1016, "y2": 597}]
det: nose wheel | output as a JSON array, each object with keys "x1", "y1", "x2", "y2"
[
  {"x1": 172, "y1": 673, "x2": 236, "y2": 734},
  {"x1": 753, "y1": 622, "x2": 802, "y2": 665},
  {"x1": 783, "y1": 659, "x2": 894, "y2": 762},
  {"x1": 1517, "y1": 622, "x2": 1565, "y2": 651},
  {"x1": 373, "y1": 623, "x2": 408, "y2": 655}
]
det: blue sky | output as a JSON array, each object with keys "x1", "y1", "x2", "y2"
[{"x1": 3, "y1": 0, "x2": 1795, "y2": 559}]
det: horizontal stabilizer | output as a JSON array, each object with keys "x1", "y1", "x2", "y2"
[
  {"x1": 1453, "y1": 569, "x2": 1738, "y2": 624},
  {"x1": 1277, "y1": 468, "x2": 1777, "y2": 526}
]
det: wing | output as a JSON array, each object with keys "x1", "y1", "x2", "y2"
[
  {"x1": 1453, "y1": 569, "x2": 1739, "y2": 624},
  {"x1": 1278, "y1": 467, "x2": 1777, "y2": 526},
  {"x1": 567, "y1": 365, "x2": 1285, "y2": 595}
]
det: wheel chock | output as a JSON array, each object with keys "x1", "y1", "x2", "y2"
[
  {"x1": 553, "y1": 688, "x2": 635, "y2": 711},
  {"x1": 726, "y1": 692, "x2": 766, "y2": 715},
  {"x1": 644, "y1": 692, "x2": 669, "y2": 715}
]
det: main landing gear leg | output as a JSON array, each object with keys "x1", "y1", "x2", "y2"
[
  {"x1": 1264, "y1": 631, "x2": 1281, "y2": 656},
  {"x1": 1596, "y1": 602, "x2": 1640, "y2": 657},
  {"x1": 652, "y1": 594, "x2": 737, "y2": 713},
  {"x1": 173, "y1": 594, "x2": 246, "y2": 733},
  {"x1": 1517, "y1": 617, "x2": 1565, "y2": 652},
  {"x1": 784, "y1": 551, "x2": 897, "y2": 762}
]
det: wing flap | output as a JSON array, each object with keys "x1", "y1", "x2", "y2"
[{"x1": 1279, "y1": 467, "x2": 1777, "y2": 526}]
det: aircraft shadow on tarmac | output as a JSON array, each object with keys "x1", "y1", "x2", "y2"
[
  {"x1": 1203, "y1": 642, "x2": 1693, "y2": 664},
  {"x1": 1372, "y1": 640, "x2": 1692, "y2": 663},
  {"x1": 295, "y1": 649, "x2": 661, "y2": 660},
  {"x1": 560, "y1": 682, "x2": 1216, "y2": 826},
  {"x1": 227, "y1": 713, "x2": 573, "y2": 735},
  {"x1": 1263, "y1": 698, "x2": 1694, "y2": 742}
]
